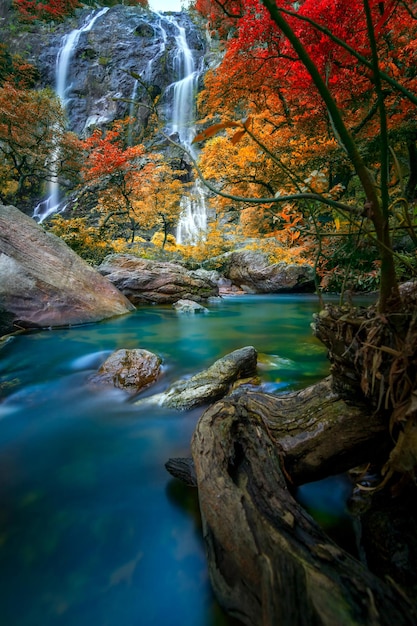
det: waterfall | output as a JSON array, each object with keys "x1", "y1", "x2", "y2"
[
  {"x1": 33, "y1": 8, "x2": 109, "y2": 223},
  {"x1": 162, "y1": 15, "x2": 207, "y2": 245},
  {"x1": 32, "y1": 7, "x2": 207, "y2": 241},
  {"x1": 127, "y1": 79, "x2": 139, "y2": 146}
]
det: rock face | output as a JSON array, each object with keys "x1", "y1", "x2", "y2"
[
  {"x1": 97, "y1": 254, "x2": 218, "y2": 304},
  {"x1": 136, "y1": 346, "x2": 258, "y2": 410},
  {"x1": 88, "y1": 348, "x2": 161, "y2": 395},
  {"x1": 221, "y1": 250, "x2": 315, "y2": 293},
  {"x1": 28, "y1": 6, "x2": 207, "y2": 138},
  {"x1": 0, "y1": 204, "x2": 134, "y2": 335}
]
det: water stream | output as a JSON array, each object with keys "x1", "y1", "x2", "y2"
[
  {"x1": 0, "y1": 295, "x2": 332, "y2": 626},
  {"x1": 161, "y1": 14, "x2": 208, "y2": 244},
  {"x1": 33, "y1": 8, "x2": 208, "y2": 240},
  {"x1": 33, "y1": 8, "x2": 110, "y2": 223}
]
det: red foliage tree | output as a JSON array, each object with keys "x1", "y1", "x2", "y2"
[
  {"x1": 194, "y1": 0, "x2": 417, "y2": 310},
  {"x1": 0, "y1": 44, "x2": 39, "y2": 88},
  {"x1": 13, "y1": 0, "x2": 80, "y2": 22},
  {"x1": 194, "y1": 0, "x2": 243, "y2": 37}
]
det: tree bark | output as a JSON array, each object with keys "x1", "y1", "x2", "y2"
[
  {"x1": 405, "y1": 134, "x2": 417, "y2": 202},
  {"x1": 182, "y1": 378, "x2": 416, "y2": 625}
]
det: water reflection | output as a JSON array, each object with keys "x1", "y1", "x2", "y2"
[{"x1": 0, "y1": 295, "x2": 328, "y2": 625}]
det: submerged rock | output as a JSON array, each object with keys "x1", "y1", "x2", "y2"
[
  {"x1": 135, "y1": 346, "x2": 258, "y2": 410},
  {"x1": 97, "y1": 254, "x2": 218, "y2": 305},
  {"x1": 0, "y1": 204, "x2": 134, "y2": 336},
  {"x1": 88, "y1": 348, "x2": 161, "y2": 395}
]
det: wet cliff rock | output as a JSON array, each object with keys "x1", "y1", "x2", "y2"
[{"x1": 28, "y1": 6, "x2": 207, "y2": 138}]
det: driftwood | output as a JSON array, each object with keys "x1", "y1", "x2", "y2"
[
  {"x1": 167, "y1": 378, "x2": 416, "y2": 625},
  {"x1": 167, "y1": 377, "x2": 389, "y2": 486}
]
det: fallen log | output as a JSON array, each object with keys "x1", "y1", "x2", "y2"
[
  {"x1": 167, "y1": 377, "x2": 389, "y2": 487},
  {"x1": 185, "y1": 379, "x2": 416, "y2": 625}
]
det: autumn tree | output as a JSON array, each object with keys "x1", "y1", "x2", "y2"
[
  {"x1": 0, "y1": 83, "x2": 81, "y2": 206},
  {"x1": 133, "y1": 159, "x2": 185, "y2": 248},
  {"x1": 12, "y1": 0, "x2": 80, "y2": 21},
  {"x1": 80, "y1": 119, "x2": 183, "y2": 246},
  {"x1": 0, "y1": 43, "x2": 39, "y2": 89},
  {"x1": 194, "y1": 0, "x2": 243, "y2": 38},
  {"x1": 184, "y1": 3, "x2": 417, "y2": 623},
  {"x1": 80, "y1": 119, "x2": 148, "y2": 242},
  {"x1": 193, "y1": 0, "x2": 417, "y2": 311}
]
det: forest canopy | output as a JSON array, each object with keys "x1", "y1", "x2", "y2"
[{"x1": 191, "y1": 0, "x2": 417, "y2": 309}]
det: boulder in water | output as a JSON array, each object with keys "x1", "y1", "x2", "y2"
[
  {"x1": 173, "y1": 299, "x2": 209, "y2": 314},
  {"x1": 88, "y1": 348, "x2": 162, "y2": 395},
  {"x1": 97, "y1": 254, "x2": 218, "y2": 305},
  {"x1": 135, "y1": 346, "x2": 259, "y2": 410},
  {"x1": 0, "y1": 204, "x2": 134, "y2": 336}
]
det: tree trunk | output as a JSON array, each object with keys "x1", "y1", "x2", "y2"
[
  {"x1": 189, "y1": 380, "x2": 416, "y2": 625},
  {"x1": 405, "y1": 134, "x2": 417, "y2": 201}
]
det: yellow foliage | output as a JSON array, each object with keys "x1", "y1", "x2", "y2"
[
  {"x1": 178, "y1": 220, "x2": 236, "y2": 264},
  {"x1": 47, "y1": 215, "x2": 118, "y2": 264},
  {"x1": 0, "y1": 174, "x2": 18, "y2": 196},
  {"x1": 242, "y1": 238, "x2": 313, "y2": 266},
  {"x1": 151, "y1": 232, "x2": 177, "y2": 250}
]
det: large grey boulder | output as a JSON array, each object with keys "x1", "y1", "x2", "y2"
[
  {"x1": 97, "y1": 254, "x2": 218, "y2": 305},
  {"x1": 222, "y1": 250, "x2": 315, "y2": 293},
  {"x1": 135, "y1": 346, "x2": 258, "y2": 410},
  {"x1": 0, "y1": 204, "x2": 134, "y2": 335}
]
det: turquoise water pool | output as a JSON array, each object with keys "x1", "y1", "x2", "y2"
[{"x1": 0, "y1": 295, "x2": 330, "y2": 626}]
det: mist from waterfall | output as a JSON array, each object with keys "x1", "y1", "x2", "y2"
[{"x1": 33, "y1": 8, "x2": 109, "y2": 223}]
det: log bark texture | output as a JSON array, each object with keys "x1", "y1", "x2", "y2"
[{"x1": 190, "y1": 379, "x2": 416, "y2": 625}]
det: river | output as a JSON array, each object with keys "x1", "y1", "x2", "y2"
[{"x1": 0, "y1": 295, "x2": 331, "y2": 626}]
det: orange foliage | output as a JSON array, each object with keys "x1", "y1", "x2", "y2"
[
  {"x1": 0, "y1": 83, "x2": 79, "y2": 203},
  {"x1": 192, "y1": 0, "x2": 417, "y2": 263},
  {"x1": 80, "y1": 120, "x2": 183, "y2": 245}
]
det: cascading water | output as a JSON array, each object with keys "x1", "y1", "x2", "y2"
[
  {"x1": 33, "y1": 8, "x2": 109, "y2": 223},
  {"x1": 162, "y1": 15, "x2": 208, "y2": 245},
  {"x1": 32, "y1": 8, "x2": 207, "y2": 240}
]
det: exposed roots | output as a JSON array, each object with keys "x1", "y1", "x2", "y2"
[{"x1": 313, "y1": 290, "x2": 417, "y2": 490}]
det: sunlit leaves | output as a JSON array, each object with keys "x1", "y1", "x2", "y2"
[
  {"x1": 80, "y1": 120, "x2": 184, "y2": 247},
  {"x1": 133, "y1": 161, "x2": 185, "y2": 244},
  {"x1": 0, "y1": 83, "x2": 75, "y2": 203},
  {"x1": 193, "y1": 120, "x2": 241, "y2": 143}
]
